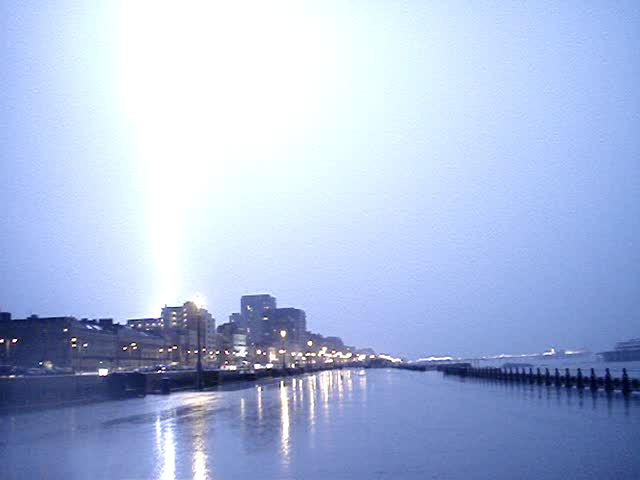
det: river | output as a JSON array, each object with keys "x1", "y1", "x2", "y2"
[{"x1": 1, "y1": 368, "x2": 639, "y2": 479}]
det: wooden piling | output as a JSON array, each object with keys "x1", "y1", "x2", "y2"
[
  {"x1": 589, "y1": 368, "x2": 598, "y2": 392},
  {"x1": 440, "y1": 365, "x2": 636, "y2": 397},
  {"x1": 621, "y1": 368, "x2": 631, "y2": 397},
  {"x1": 576, "y1": 368, "x2": 584, "y2": 390},
  {"x1": 604, "y1": 368, "x2": 613, "y2": 393}
]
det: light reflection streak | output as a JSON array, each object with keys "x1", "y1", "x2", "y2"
[
  {"x1": 192, "y1": 450, "x2": 208, "y2": 480},
  {"x1": 256, "y1": 385, "x2": 263, "y2": 424},
  {"x1": 319, "y1": 372, "x2": 330, "y2": 422},
  {"x1": 192, "y1": 405, "x2": 210, "y2": 480},
  {"x1": 346, "y1": 370, "x2": 354, "y2": 402},
  {"x1": 160, "y1": 420, "x2": 176, "y2": 480},
  {"x1": 240, "y1": 397, "x2": 246, "y2": 422},
  {"x1": 308, "y1": 374, "x2": 317, "y2": 438},
  {"x1": 292, "y1": 378, "x2": 299, "y2": 410},
  {"x1": 154, "y1": 416, "x2": 162, "y2": 455},
  {"x1": 298, "y1": 375, "x2": 304, "y2": 404},
  {"x1": 280, "y1": 381, "x2": 290, "y2": 463}
]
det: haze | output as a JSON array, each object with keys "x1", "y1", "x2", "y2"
[{"x1": 1, "y1": 1, "x2": 639, "y2": 358}]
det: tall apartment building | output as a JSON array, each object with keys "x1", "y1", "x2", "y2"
[
  {"x1": 161, "y1": 301, "x2": 216, "y2": 348},
  {"x1": 239, "y1": 294, "x2": 276, "y2": 344},
  {"x1": 127, "y1": 301, "x2": 216, "y2": 364},
  {"x1": 266, "y1": 308, "x2": 307, "y2": 345}
]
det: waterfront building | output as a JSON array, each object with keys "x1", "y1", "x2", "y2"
[
  {"x1": 128, "y1": 301, "x2": 216, "y2": 364},
  {"x1": 239, "y1": 294, "x2": 276, "y2": 344},
  {"x1": 273, "y1": 308, "x2": 306, "y2": 342},
  {"x1": 261, "y1": 308, "x2": 307, "y2": 348},
  {"x1": 0, "y1": 315, "x2": 166, "y2": 371},
  {"x1": 126, "y1": 317, "x2": 162, "y2": 331},
  {"x1": 111, "y1": 322, "x2": 165, "y2": 370},
  {"x1": 216, "y1": 321, "x2": 249, "y2": 368},
  {"x1": 160, "y1": 301, "x2": 216, "y2": 348},
  {"x1": 229, "y1": 312, "x2": 247, "y2": 328},
  {"x1": 304, "y1": 332, "x2": 348, "y2": 355}
]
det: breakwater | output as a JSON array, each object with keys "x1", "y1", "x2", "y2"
[{"x1": 440, "y1": 364, "x2": 639, "y2": 396}]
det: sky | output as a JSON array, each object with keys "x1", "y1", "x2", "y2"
[{"x1": 1, "y1": 1, "x2": 639, "y2": 358}]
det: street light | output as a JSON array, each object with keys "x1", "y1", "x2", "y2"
[
  {"x1": 79, "y1": 342, "x2": 88, "y2": 371},
  {"x1": 306, "y1": 340, "x2": 314, "y2": 365},
  {"x1": 193, "y1": 295, "x2": 205, "y2": 390},
  {"x1": 280, "y1": 330, "x2": 287, "y2": 369}
]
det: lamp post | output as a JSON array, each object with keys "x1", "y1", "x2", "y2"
[
  {"x1": 131, "y1": 342, "x2": 139, "y2": 368},
  {"x1": 193, "y1": 299, "x2": 204, "y2": 391},
  {"x1": 70, "y1": 337, "x2": 79, "y2": 371},
  {"x1": 280, "y1": 329, "x2": 287, "y2": 369},
  {"x1": 306, "y1": 339, "x2": 313, "y2": 365},
  {"x1": 79, "y1": 342, "x2": 88, "y2": 371}
]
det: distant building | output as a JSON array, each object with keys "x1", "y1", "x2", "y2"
[
  {"x1": 160, "y1": 302, "x2": 214, "y2": 340},
  {"x1": 229, "y1": 312, "x2": 246, "y2": 328},
  {"x1": 127, "y1": 301, "x2": 216, "y2": 364},
  {"x1": 265, "y1": 308, "x2": 307, "y2": 345},
  {"x1": 0, "y1": 315, "x2": 164, "y2": 371},
  {"x1": 240, "y1": 294, "x2": 277, "y2": 315},
  {"x1": 110, "y1": 322, "x2": 164, "y2": 369},
  {"x1": 216, "y1": 322, "x2": 248, "y2": 367},
  {"x1": 126, "y1": 317, "x2": 162, "y2": 331},
  {"x1": 306, "y1": 332, "x2": 346, "y2": 353},
  {"x1": 162, "y1": 301, "x2": 216, "y2": 349},
  {"x1": 240, "y1": 294, "x2": 276, "y2": 344}
]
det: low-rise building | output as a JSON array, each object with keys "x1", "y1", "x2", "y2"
[{"x1": 0, "y1": 315, "x2": 168, "y2": 371}]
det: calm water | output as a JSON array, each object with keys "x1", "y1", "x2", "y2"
[{"x1": 2, "y1": 369, "x2": 639, "y2": 480}]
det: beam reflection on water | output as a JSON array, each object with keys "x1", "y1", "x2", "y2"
[
  {"x1": 279, "y1": 380, "x2": 290, "y2": 464},
  {"x1": 308, "y1": 374, "x2": 316, "y2": 433},
  {"x1": 256, "y1": 385, "x2": 263, "y2": 425},
  {"x1": 191, "y1": 401, "x2": 210, "y2": 480},
  {"x1": 157, "y1": 416, "x2": 176, "y2": 480}
]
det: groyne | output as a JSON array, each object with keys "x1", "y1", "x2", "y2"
[{"x1": 439, "y1": 364, "x2": 639, "y2": 396}]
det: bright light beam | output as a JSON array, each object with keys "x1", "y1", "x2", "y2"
[{"x1": 117, "y1": 2, "x2": 341, "y2": 310}]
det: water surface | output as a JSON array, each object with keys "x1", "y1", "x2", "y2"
[{"x1": 2, "y1": 369, "x2": 639, "y2": 479}]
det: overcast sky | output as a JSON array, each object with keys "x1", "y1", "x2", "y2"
[{"x1": 1, "y1": 1, "x2": 639, "y2": 358}]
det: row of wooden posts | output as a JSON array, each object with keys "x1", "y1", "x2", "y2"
[{"x1": 440, "y1": 364, "x2": 638, "y2": 396}]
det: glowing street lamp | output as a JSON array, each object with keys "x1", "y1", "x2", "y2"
[
  {"x1": 280, "y1": 330, "x2": 287, "y2": 369},
  {"x1": 192, "y1": 294, "x2": 206, "y2": 390}
]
